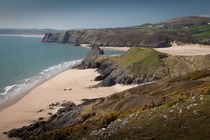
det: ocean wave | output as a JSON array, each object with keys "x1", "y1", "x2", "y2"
[
  {"x1": 0, "y1": 85, "x2": 17, "y2": 96},
  {"x1": 0, "y1": 59, "x2": 82, "y2": 106}
]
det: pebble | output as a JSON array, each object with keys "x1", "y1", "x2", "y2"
[
  {"x1": 162, "y1": 115, "x2": 168, "y2": 119},
  {"x1": 169, "y1": 109, "x2": 174, "y2": 112},
  {"x1": 179, "y1": 108, "x2": 183, "y2": 114},
  {"x1": 193, "y1": 110, "x2": 198, "y2": 115},
  {"x1": 116, "y1": 119, "x2": 121, "y2": 122}
]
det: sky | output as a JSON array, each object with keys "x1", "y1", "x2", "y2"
[{"x1": 0, "y1": 0, "x2": 210, "y2": 30}]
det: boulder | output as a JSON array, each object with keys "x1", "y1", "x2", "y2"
[{"x1": 74, "y1": 46, "x2": 104, "y2": 69}]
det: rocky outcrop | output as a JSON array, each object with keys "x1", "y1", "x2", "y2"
[
  {"x1": 41, "y1": 16, "x2": 210, "y2": 47},
  {"x1": 41, "y1": 29, "x2": 187, "y2": 48},
  {"x1": 75, "y1": 47, "x2": 210, "y2": 87},
  {"x1": 94, "y1": 61, "x2": 158, "y2": 87},
  {"x1": 7, "y1": 100, "x2": 93, "y2": 139},
  {"x1": 74, "y1": 46, "x2": 104, "y2": 69}
]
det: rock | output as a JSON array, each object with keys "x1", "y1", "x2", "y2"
[
  {"x1": 49, "y1": 107, "x2": 54, "y2": 110},
  {"x1": 61, "y1": 101, "x2": 75, "y2": 108},
  {"x1": 169, "y1": 109, "x2": 174, "y2": 112},
  {"x1": 49, "y1": 102, "x2": 60, "y2": 107},
  {"x1": 47, "y1": 112, "x2": 53, "y2": 116},
  {"x1": 55, "y1": 102, "x2": 60, "y2": 106},
  {"x1": 117, "y1": 119, "x2": 122, "y2": 122},
  {"x1": 90, "y1": 130, "x2": 98, "y2": 136},
  {"x1": 74, "y1": 46, "x2": 104, "y2": 69},
  {"x1": 186, "y1": 105, "x2": 192, "y2": 110},
  {"x1": 193, "y1": 110, "x2": 198, "y2": 115},
  {"x1": 162, "y1": 115, "x2": 168, "y2": 119},
  {"x1": 3, "y1": 131, "x2": 7, "y2": 134},
  {"x1": 38, "y1": 117, "x2": 44, "y2": 121},
  {"x1": 41, "y1": 26, "x2": 190, "y2": 48},
  {"x1": 37, "y1": 109, "x2": 43, "y2": 113},
  {"x1": 179, "y1": 108, "x2": 183, "y2": 114}
]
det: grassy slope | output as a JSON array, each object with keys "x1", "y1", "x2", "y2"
[
  {"x1": 17, "y1": 48, "x2": 210, "y2": 140},
  {"x1": 111, "y1": 48, "x2": 168, "y2": 76},
  {"x1": 34, "y1": 69, "x2": 210, "y2": 140},
  {"x1": 166, "y1": 25, "x2": 210, "y2": 42},
  {"x1": 109, "y1": 48, "x2": 210, "y2": 79}
]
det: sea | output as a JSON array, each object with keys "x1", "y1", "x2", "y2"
[{"x1": 0, "y1": 35, "x2": 123, "y2": 107}]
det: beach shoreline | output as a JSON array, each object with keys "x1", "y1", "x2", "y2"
[
  {"x1": 79, "y1": 44, "x2": 130, "y2": 51},
  {"x1": 0, "y1": 60, "x2": 83, "y2": 111},
  {"x1": 155, "y1": 43, "x2": 210, "y2": 56},
  {"x1": 0, "y1": 68, "x2": 136, "y2": 140}
]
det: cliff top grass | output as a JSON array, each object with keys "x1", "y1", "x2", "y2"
[
  {"x1": 111, "y1": 48, "x2": 167, "y2": 76},
  {"x1": 166, "y1": 24, "x2": 210, "y2": 41}
]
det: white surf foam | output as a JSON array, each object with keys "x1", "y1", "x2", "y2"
[{"x1": 0, "y1": 59, "x2": 82, "y2": 106}]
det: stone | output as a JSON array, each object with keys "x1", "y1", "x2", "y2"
[
  {"x1": 74, "y1": 46, "x2": 104, "y2": 69},
  {"x1": 179, "y1": 108, "x2": 183, "y2": 114}
]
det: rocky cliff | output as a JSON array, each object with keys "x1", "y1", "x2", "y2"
[
  {"x1": 41, "y1": 29, "x2": 187, "y2": 48},
  {"x1": 41, "y1": 16, "x2": 210, "y2": 47},
  {"x1": 74, "y1": 47, "x2": 210, "y2": 87},
  {"x1": 74, "y1": 46, "x2": 104, "y2": 69}
]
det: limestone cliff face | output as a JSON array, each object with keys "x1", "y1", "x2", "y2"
[
  {"x1": 41, "y1": 16, "x2": 210, "y2": 47},
  {"x1": 41, "y1": 29, "x2": 187, "y2": 48}
]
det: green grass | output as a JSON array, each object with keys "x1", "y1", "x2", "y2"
[
  {"x1": 111, "y1": 48, "x2": 167, "y2": 76},
  {"x1": 192, "y1": 31, "x2": 210, "y2": 39},
  {"x1": 163, "y1": 25, "x2": 210, "y2": 42}
]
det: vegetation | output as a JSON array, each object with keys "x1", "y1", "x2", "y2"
[
  {"x1": 28, "y1": 69, "x2": 210, "y2": 140},
  {"x1": 165, "y1": 25, "x2": 210, "y2": 42},
  {"x1": 111, "y1": 48, "x2": 167, "y2": 76}
]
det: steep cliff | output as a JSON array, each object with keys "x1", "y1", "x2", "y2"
[
  {"x1": 41, "y1": 16, "x2": 210, "y2": 47},
  {"x1": 41, "y1": 29, "x2": 186, "y2": 48}
]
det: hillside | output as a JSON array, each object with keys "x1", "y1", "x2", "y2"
[
  {"x1": 7, "y1": 69, "x2": 210, "y2": 140},
  {"x1": 42, "y1": 16, "x2": 210, "y2": 47},
  {"x1": 76, "y1": 47, "x2": 210, "y2": 86},
  {"x1": 158, "y1": 16, "x2": 210, "y2": 27},
  {"x1": 6, "y1": 47, "x2": 210, "y2": 140}
]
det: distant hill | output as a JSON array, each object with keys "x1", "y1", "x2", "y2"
[
  {"x1": 157, "y1": 16, "x2": 210, "y2": 28},
  {"x1": 0, "y1": 28, "x2": 65, "y2": 35},
  {"x1": 42, "y1": 16, "x2": 210, "y2": 47}
]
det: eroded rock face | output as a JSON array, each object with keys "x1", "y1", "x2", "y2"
[
  {"x1": 41, "y1": 29, "x2": 188, "y2": 48},
  {"x1": 74, "y1": 46, "x2": 104, "y2": 69},
  {"x1": 7, "y1": 102, "x2": 81, "y2": 139},
  {"x1": 95, "y1": 62, "x2": 158, "y2": 87}
]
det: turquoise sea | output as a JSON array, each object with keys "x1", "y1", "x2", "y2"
[{"x1": 0, "y1": 35, "x2": 122, "y2": 106}]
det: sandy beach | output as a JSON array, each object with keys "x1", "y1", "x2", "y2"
[
  {"x1": 0, "y1": 69, "x2": 136, "y2": 140},
  {"x1": 155, "y1": 43, "x2": 210, "y2": 56},
  {"x1": 79, "y1": 44, "x2": 130, "y2": 52}
]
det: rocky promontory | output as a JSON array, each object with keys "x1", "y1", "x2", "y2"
[
  {"x1": 75, "y1": 46, "x2": 210, "y2": 87},
  {"x1": 42, "y1": 16, "x2": 210, "y2": 47},
  {"x1": 74, "y1": 46, "x2": 104, "y2": 69}
]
